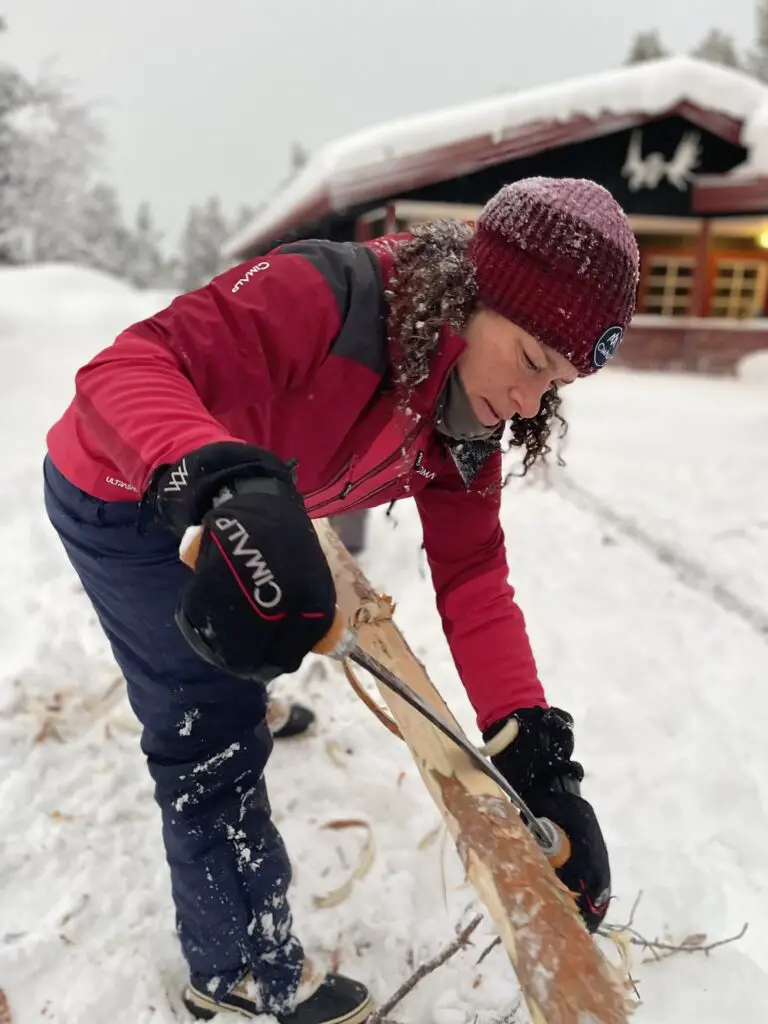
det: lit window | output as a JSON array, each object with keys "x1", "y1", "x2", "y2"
[
  {"x1": 641, "y1": 256, "x2": 695, "y2": 316},
  {"x1": 709, "y1": 259, "x2": 767, "y2": 319}
]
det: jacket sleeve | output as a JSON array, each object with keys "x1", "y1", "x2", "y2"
[
  {"x1": 71, "y1": 253, "x2": 345, "y2": 492},
  {"x1": 414, "y1": 446, "x2": 546, "y2": 731}
]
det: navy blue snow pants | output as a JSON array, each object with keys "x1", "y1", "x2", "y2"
[{"x1": 43, "y1": 456, "x2": 303, "y2": 1010}]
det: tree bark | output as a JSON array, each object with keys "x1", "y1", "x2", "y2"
[{"x1": 314, "y1": 518, "x2": 634, "y2": 1024}]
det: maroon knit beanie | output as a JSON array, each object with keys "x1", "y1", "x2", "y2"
[{"x1": 467, "y1": 177, "x2": 639, "y2": 375}]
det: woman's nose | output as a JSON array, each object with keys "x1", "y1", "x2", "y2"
[{"x1": 514, "y1": 385, "x2": 546, "y2": 420}]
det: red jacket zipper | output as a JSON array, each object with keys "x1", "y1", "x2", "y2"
[{"x1": 305, "y1": 423, "x2": 422, "y2": 514}]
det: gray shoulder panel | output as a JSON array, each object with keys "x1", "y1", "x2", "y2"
[{"x1": 274, "y1": 239, "x2": 387, "y2": 375}]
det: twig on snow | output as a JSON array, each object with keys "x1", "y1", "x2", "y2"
[
  {"x1": 599, "y1": 890, "x2": 748, "y2": 964},
  {"x1": 628, "y1": 922, "x2": 748, "y2": 964},
  {"x1": 367, "y1": 914, "x2": 483, "y2": 1024},
  {"x1": 475, "y1": 935, "x2": 501, "y2": 966}
]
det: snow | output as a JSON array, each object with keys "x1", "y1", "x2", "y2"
[
  {"x1": 736, "y1": 349, "x2": 768, "y2": 383},
  {"x1": 226, "y1": 57, "x2": 768, "y2": 257},
  {"x1": 2, "y1": 265, "x2": 768, "y2": 1023},
  {"x1": 738, "y1": 95, "x2": 768, "y2": 177}
]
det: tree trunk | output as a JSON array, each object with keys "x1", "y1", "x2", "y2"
[{"x1": 314, "y1": 518, "x2": 634, "y2": 1024}]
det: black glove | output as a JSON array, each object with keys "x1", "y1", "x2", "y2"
[
  {"x1": 483, "y1": 706, "x2": 611, "y2": 932},
  {"x1": 147, "y1": 441, "x2": 336, "y2": 683}
]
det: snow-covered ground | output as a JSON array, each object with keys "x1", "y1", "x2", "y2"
[{"x1": 1, "y1": 265, "x2": 767, "y2": 1023}]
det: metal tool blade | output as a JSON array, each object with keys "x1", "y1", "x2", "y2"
[{"x1": 349, "y1": 646, "x2": 550, "y2": 847}]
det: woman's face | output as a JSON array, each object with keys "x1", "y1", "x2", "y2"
[{"x1": 457, "y1": 307, "x2": 579, "y2": 426}]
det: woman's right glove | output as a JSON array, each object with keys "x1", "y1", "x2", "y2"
[
  {"x1": 482, "y1": 706, "x2": 611, "y2": 932},
  {"x1": 147, "y1": 441, "x2": 336, "y2": 683}
]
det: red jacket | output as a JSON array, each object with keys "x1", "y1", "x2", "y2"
[{"x1": 46, "y1": 235, "x2": 545, "y2": 729}]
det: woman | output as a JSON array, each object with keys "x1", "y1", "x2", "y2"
[{"x1": 43, "y1": 176, "x2": 639, "y2": 1022}]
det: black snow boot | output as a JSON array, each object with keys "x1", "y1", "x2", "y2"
[
  {"x1": 183, "y1": 962, "x2": 372, "y2": 1023},
  {"x1": 266, "y1": 697, "x2": 316, "y2": 739}
]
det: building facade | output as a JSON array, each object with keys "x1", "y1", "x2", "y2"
[{"x1": 227, "y1": 57, "x2": 768, "y2": 374}]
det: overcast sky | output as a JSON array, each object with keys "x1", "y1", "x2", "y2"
[{"x1": 2, "y1": 0, "x2": 759, "y2": 247}]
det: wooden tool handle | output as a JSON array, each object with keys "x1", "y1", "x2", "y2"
[
  {"x1": 179, "y1": 525, "x2": 204, "y2": 570},
  {"x1": 311, "y1": 607, "x2": 350, "y2": 655},
  {"x1": 544, "y1": 824, "x2": 572, "y2": 870}
]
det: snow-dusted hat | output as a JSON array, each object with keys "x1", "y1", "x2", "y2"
[{"x1": 467, "y1": 177, "x2": 639, "y2": 375}]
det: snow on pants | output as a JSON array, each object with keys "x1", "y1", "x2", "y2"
[{"x1": 42, "y1": 455, "x2": 303, "y2": 1010}]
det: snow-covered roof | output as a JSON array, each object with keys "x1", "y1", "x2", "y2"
[{"x1": 225, "y1": 57, "x2": 768, "y2": 258}]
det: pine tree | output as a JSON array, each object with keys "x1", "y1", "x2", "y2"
[
  {"x1": 177, "y1": 196, "x2": 230, "y2": 292},
  {"x1": 625, "y1": 29, "x2": 670, "y2": 64},
  {"x1": 9, "y1": 71, "x2": 105, "y2": 264},
  {"x1": 229, "y1": 202, "x2": 257, "y2": 237},
  {"x1": 1, "y1": 18, "x2": 119, "y2": 268},
  {"x1": 1, "y1": 19, "x2": 175, "y2": 285},
  {"x1": 748, "y1": 0, "x2": 768, "y2": 81},
  {"x1": 0, "y1": 26, "x2": 36, "y2": 261},
  {"x1": 289, "y1": 142, "x2": 309, "y2": 173},
  {"x1": 75, "y1": 182, "x2": 132, "y2": 276},
  {"x1": 692, "y1": 28, "x2": 741, "y2": 69},
  {"x1": 127, "y1": 201, "x2": 166, "y2": 288}
]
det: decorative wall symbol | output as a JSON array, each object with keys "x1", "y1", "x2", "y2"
[{"x1": 621, "y1": 128, "x2": 703, "y2": 191}]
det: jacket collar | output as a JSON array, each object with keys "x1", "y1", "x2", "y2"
[{"x1": 366, "y1": 235, "x2": 501, "y2": 488}]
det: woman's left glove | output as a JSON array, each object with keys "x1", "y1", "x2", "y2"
[{"x1": 482, "y1": 706, "x2": 611, "y2": 932}]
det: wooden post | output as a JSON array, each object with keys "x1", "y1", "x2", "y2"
[
  {"x1": 314, "y1": 518, "x2": 634, "y2": 1024},
  {"x1": 690, "y1": 218, "x2": 712, "y2": 319}
]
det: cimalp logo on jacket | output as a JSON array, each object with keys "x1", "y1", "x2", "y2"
[
  {"x1": 214, "y1": 516, "x2": 282, "y2": 609},
  {"x1": 231, "y1": 261, "x2": 270, "y2": 294}
]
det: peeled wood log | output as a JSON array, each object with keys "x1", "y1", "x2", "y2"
[{"x1": 314, "y1": 517, "x2": 634, "y2": 1024}]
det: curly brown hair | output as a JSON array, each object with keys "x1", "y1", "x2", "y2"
[{"x1": 385, "y1": 220, "x2": 567, "y2": 476}]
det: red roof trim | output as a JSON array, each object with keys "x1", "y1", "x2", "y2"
[
  {"x1": 692, "y1": 174, "x2": 768, "y2": 214},
  {"x1": 242, "y1": 102, "x2": 748, "y2": 251},
  {"x1": 671, "y1": 101, "x2": 744, "y2": 146},
  {"x1": 336, "y1": 102, "x2": 747, "y2": 210}
]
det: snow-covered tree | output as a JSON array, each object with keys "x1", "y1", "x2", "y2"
[
  {"x1": 692, "y1": 28, "x2": 741, "y2": 69},
  {"x1": 7, "y1": 71, "x2": 105, "y2": 263},
  {"x1": 0, "y1": 29, "x2": 37, "y2": 261},
  {"x1": 175, "y1": 198, "x2": 266, "y2": 291},
  {"x1": 748, "y1": 0, "x2": 768, "y2": 81},
  {"x1": 625, "y1": 29, "x2": 670, "y2": 64},
  {"x1": 230, "y1": 202, "x2": 257, "y2": 237},
  {"x1": 125, "y1": 201, "x2": 167, "y2": 288},
  {"x1": 1, "y1": 22, "x2": 178, "y2": 285},
  {"x1": 289, "y1": 142, "x2": 309, "y2": 173},
  {"x1": 76, "y1": 182, "x2": 132, "y2": 276},
  {"x1": 177, "y1": 197, "x2": 231, "y2": 292}
]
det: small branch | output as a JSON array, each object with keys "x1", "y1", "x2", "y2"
[
  {"x1": 625, "y1": 889, "x2": 643, "y2": 930},
  {"x1": 57, "y1": 892, "x2": 90, "y2": 927},
  {"x1": 599, "y1": 890, "x2": 748, "y2": 965},
  {"x1": 695, "y1": 922, "x2": 749, "y2": 955},
  {"x1": 631, "y1": 922, "x2": 748, "y2": 963},
  {"x1": 475, "y1": 935, "x2": 501, "y2": 966},
  {"x1": 367, "y1": 914, "x2": 483, "y2": 1024}
]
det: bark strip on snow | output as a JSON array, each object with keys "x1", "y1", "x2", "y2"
[{"x1": 314, "y1": 517, "x2": 634, "y2": 1024}]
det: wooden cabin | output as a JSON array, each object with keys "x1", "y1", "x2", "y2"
[{"x1": 227, "y1": 57, "x2": 768, "y2": 374}]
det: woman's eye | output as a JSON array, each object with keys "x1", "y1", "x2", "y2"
[{"x1": 524, "y1": 352, "x2": 541, "y2": 372}]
